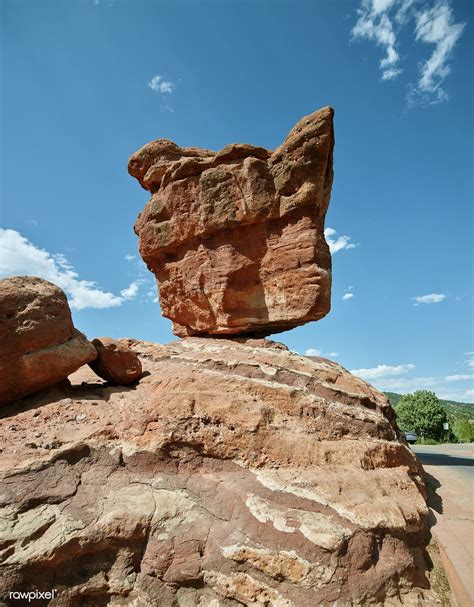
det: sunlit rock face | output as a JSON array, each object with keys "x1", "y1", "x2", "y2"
[
  {"x1": 0, "y1": 276, "x2": 96, "y2": 405},
  {"x1": 129, "y1": 106, "x2": 334, "y2": 337},
  {"x1": 0, "y1": 338, "x2": 435, "y2": 606}
]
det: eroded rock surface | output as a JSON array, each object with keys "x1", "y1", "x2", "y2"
[
  {"x1": 89, "y1": 337, "x2": 143, "y2": 385},
  {"x1": 0, "y1": 276, "x2": 96, "y2": 405},
  {"x1": 0, "y1": 338, "x2": 435, "y2": 605},
  {"x1": 129, "y1": 107, "x2": 334, "y2": 337}
]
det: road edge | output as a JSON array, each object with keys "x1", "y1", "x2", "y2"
[{"x1": 434, "y1": 528, "x2": 473, "y2": 607}]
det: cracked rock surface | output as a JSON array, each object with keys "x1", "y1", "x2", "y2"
[
  {"x1": 0, "y1": 338, "x2": 435, "y2": 606},
  {"x1": 129, "y1": 106, "x2": 334, "y2": 337}
]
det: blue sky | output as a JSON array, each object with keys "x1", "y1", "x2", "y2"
[{"x1": 1, "y1": 0, "x2": 473, "y2": 401}]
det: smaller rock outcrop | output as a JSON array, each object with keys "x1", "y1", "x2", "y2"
[
  {"x1": 88, "y1": 337, "x2": 142, "y2": 385},
  {"x1": 0, "y1": 276, "x2": 96, "y2": 405}
]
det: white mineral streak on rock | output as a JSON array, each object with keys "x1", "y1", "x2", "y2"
[
  {"x1": 202, "y1": 570, "x2": 293, "y2": 606},
  {"x1": 221, "y1": 544, "x2": 338, "y2": 590},
  {"x1": 245, "y1": 494, "x2": 351, "y2": 550},
  {"x1": 251, "y1": 468, "x2": 428, "y2": 530}
]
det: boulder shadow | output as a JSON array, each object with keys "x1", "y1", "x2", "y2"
[
  {"x1": 423, "y1": 470, "x2": 443, "y2": 515},
  {"x1": 0, "y1": 375, "x2": 146, "y2": 420},
  {"x1": 416, "y1": 470, "x2": 444, "y2": 593},
  {"x1": 415, "y1": 451, "x2": 474, "y2": 468}
]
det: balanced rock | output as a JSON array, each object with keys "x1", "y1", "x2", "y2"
[
  {"x1": 129, "y1": 106, "x2": 334, "y2": 337},
  {"x1": 0, "y1": 338, "x2": 435, "y2": 605},
  {"x1": 0, "y1": 276, "x2": 96, "y2": 405},
  {"x1": 89, "y1": 337, "x2": 142, "y2": 385}
]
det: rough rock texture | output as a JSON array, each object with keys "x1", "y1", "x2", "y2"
[
  {"x1": 0, "y1": 338, "x2": 435, "y2": 605},
  {"x1": 0, "y1": 276, "x2": 96, "y2": 406},
  {"x1": 89, "y1": 337, "x2": 143, "y2": 385},
  {"x1": 129, "y1": 106, "x2": 334, "y2": 337}
]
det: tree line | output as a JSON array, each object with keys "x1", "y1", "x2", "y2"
[{"x1": 392, "y1": 390, "x2": 474, "y2": 444}]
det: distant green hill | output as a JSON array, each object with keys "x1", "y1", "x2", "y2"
[
  {"x1": 384, "y1": 392, "x2": 474, "y2": 421},
  {"x1": 384, "y1": 392, "x2": 404, "y2": 407}
]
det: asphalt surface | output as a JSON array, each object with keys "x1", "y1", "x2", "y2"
[
  {"x1": 411, "y1": 444, "x2": 474, "y2": 606},
  {"x1": 412, "y1": 443, "x2": 474, "y2": 480}
]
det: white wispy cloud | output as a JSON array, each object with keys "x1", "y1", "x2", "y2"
[
  {"x1": 148, "y1": 75, "x2": 174, "y2": 94},
  {"x1": 352, "y1": 0, "x2": 402, "y2": 81},
  {"x1": 350, "y1": 357, "x2": 474, "y2": 402},
  {"x1": 324, "y1": 228, "x2": 357, "y2": 254},
  {"x1": 413, "y1": 293, "x2": 446, "y2": 304},
  {"x1": 351, "y1": 0, "x2": 465, "y2": 105},
  {"x1": 382, "y1": 66, "x2": 403, "y2": 81},
  {"x1": 395, "y1": 0, "x2": 416, "y2": 24},
  {"x1": 410, "y1": 1, "x2": 466, "y2": 104},
  {"x1": 305, "y1": 348, "x2": 340, "y2": 359},
  {"x1": 351, "y1": 363, "x2": 416, "y2": 380},
  {"x1": 342, "y1": 285, "x2": 354, "y2": 300},
  {"x1": 463, "y1": 352, "x2": 474, "y2": 370},
  {"x1": 444, "y1": 374, "x2": 474, "y2": 382},
  {"x1": 0, "y1": 229, "x2": 141, "y2": 311},
  {"x1": 123, "y1": 254, "x2": 158, "y2": 303},
  {"x1": 377, "y1": 375, "x2": 439, "y2": 391},
  {"x1": 380, "y1": 377, "x2": 474, "y2": 401},
  {"x1": 305, "y1": 348, "x2": 322, "y2": 356},
  {"x1": 120, "y1": 280, "x2": 143, "y2": 299}
]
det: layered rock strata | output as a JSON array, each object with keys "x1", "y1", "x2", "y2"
[
  {"x1": 129, "y1": 106, "x2": 334, "y2": 337},
  {"x1": 0, "y1": 338, "x2": 435, "y2": 606},
  {"x1": 0, "y1": 276, "x2": 96, "y2": 405}
]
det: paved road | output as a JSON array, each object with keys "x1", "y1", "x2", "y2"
[
  {"x1": 412, "y1": 443, "x2": 474, "y2": 480},
  {"x1": 411, "y1": 444, "x2": 474, "y2": 606}
]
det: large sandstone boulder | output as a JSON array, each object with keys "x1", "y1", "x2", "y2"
[
  {"x1": 0, "y1": 338, "x2": 436, "y2": 605},
  {"x1": 129, "y1": 106, "x2": 334, "y2": 337},
  {"x1": 0, "y1": 276, "x2": 96, "y2": 405}
]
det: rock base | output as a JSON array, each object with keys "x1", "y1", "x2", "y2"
[{"x1": 0, "y1": 338, "x2": 435, "y2": 606}]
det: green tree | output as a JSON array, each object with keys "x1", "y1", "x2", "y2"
[
  {"x1": 452, "y1": 418, "x2": 474, "y2": 443},
  {"x1": 395, "y1": 391, "x2": 447, "y2": 441}
]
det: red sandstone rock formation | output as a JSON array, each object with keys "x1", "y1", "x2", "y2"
[
  {"x1": 0, "y1": 338, "x2": 436, "y2": 605},
  {"x1": 88, "y1": 337, "x2": 143, "y2": 385},
  {"x1": 129, "y1": 106, "x2": 334, "y2": 337},
  {"x1": 0, "y1": 277, "x2": 96, "y2": 405}
]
